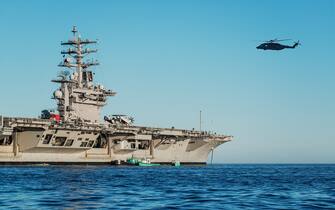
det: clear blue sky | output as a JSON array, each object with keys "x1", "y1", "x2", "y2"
[{"x1": 0, "y1": 0, "x2": 334, "y2": 163}]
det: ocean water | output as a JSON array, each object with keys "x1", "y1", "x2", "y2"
[{"x1": 0, "y1": 164, "x2": 334, "y2": 209}]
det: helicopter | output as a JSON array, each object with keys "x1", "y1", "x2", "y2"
[{"x1": 256, "y1": 39, "x2": 300, "y2": 50}]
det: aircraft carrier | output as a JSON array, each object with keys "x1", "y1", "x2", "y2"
[{"x1": 0, "y1": 27, "x2": 232, "y2": 165}]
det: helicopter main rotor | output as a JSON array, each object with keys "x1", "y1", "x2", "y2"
[{"x1": 264, "y1": 38, "x2": 292, "y2": 43}]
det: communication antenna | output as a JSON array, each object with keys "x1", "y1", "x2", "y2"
[{"x1": 200, "y1": 110, "x2": 202, "y2": 132}]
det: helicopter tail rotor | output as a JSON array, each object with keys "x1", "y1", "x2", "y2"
[{"x1": 293, "y1": 40, "x2": 301, "y2": 48}]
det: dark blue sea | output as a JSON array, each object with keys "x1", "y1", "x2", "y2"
[{"x1": 0, "y1": 164, "x2": 334, "y2": 209}]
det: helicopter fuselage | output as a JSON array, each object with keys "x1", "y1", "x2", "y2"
[{"x1": 256, "y1": 42, "x2": 297, "y2": 50}]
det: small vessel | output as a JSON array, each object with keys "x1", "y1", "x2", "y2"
[
  {"x1": 172, "y1": 161, "x2": 181, "y2": 167},
  {"x1": 0, "y1": 26, "x2": 232, "y2": 165},
  {"x1": 138, "y1": 162, "x2": 161, "y2": 167},
  {"x1": 126, "y1": 157, "x2": 160, "y2": 167}
]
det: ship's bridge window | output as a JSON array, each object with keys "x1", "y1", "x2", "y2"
[
  {"x1": 83, "y1": 71, "x2": 93, "y2": 82},
  {"x1": 53, "y1": 137, "x2": 67, "y2": 146},
  {"x1": 43, "y1": 134, "x2": 53, "y2": 144},
  {"x1": 65, "y1": 139, "x2": 74, "y2": 147}
]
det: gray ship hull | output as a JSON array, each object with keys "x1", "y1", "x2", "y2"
[{"x1": 0, "y1": 117, "x2": 231, "y2": 165}]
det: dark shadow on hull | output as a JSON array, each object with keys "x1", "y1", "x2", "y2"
[{"x1": 0, "y1": 161, "x2": 207, "y2": 166}]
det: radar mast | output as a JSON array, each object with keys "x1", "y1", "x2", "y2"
[
  {"x1": 59, "y1": 26, "x2": 99, "y2": 87},
  {"x1": 52, "y1": 26, "x2": 116, "y2": 123}
]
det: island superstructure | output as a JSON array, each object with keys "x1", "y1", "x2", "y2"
[{"x1": 0, "y1": 27, "x2": 232, "y2": 164}]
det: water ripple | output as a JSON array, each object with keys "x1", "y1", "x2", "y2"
[{"x1": 0, "y1": 164, "x2": 334, "y2": 209}]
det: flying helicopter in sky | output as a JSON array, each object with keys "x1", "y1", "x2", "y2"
[{"x1": 256, "y1": 39, "x2": 300, "y2": 50}]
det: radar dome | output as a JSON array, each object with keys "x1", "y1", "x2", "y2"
[{"x1": 53, "y1": 90, "x2": 63, "y2": 99}]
